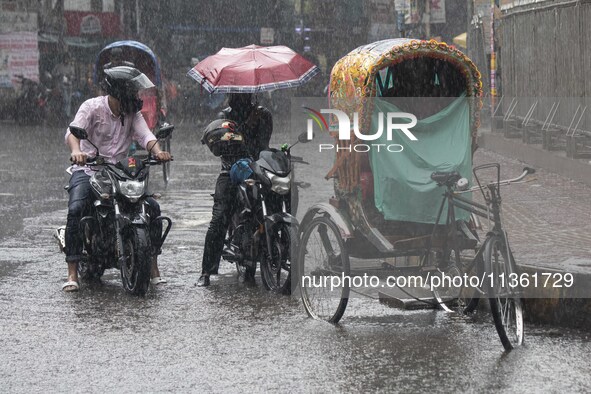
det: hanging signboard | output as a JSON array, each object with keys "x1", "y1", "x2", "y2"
[
  {"x1": 430, "y1": 0, "x2": 446, "y2": 24},
  {"x1": 63, "y1": 11, "x2": 120, "y2": 37},
  {"x1": 395, "y1": 0, "x2": 410, "y2": 18},
  {"x1": 260, "y1": 27, "x2": 274, "y2": 45},
  {"x1": 80, "y1": 15, "x2": 102, "y2": 35},
  {"x1": 0, "y1": 31, "x2": 39, "y2": 88}
]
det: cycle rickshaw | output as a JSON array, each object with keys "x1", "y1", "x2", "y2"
[
  {"x1": 94, "y1": 40, "x2": 173, "y2": 185},
  {"x1": 297, "y1": 39, "x2": 534, "y2": 350}
]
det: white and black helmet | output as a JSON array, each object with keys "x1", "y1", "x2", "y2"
[{"x1": 101, "y1": 66, "x2": 155, "y2": 114}]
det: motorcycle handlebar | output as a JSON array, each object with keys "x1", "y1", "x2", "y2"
[
  {"x1": 84, "y1": 157, "x2": 102, "y2": 166},
  {"x1": 144, "y1": 157, "x2": 174, "y2": 166},
  {"x1": 70, "y1": 156, "x2": 172, "y2": 166},
  {"x1": 69, "y1": 156, "x2": 100, "y2": 165}
]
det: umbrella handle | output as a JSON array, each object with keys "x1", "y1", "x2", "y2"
[{"x1": 245, "y1": 106, "x2": 260, "y2": 128}]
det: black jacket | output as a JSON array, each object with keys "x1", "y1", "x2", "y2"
[{"x1": 217, "y1": 104, "x2": 273, "y2": 171}]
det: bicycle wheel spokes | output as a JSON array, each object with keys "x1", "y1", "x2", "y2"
[
  {"x1": 432, "y1": 250, "x2": 480, "y2": 314},
  {"x1": 299, "y1": 217, "x2": 350, "y2": 323},
  {"x1": 486, "y1": 236, "x2": 524, "y2": 350}
]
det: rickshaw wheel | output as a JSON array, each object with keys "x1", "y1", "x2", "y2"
[
  {"x1": 485, "y1": 236, "x2": 524, "y2": 350},
  {"x1": 432, "y1": 249, "x2": 480, "y2": 314},
  {"x1": 162, "y1": 136, "x2": 171, "y2": 186},
  {"x1": 298, "y1": 216, "x2": 350, "y2": 324}
]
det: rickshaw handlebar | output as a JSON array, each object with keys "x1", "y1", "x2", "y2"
[
  {"x1": 509, "y1": 167, "x2": 536, "y2": 182},
  {"x1": 460, "y1": 166, "x2": 536, "y2": 194}
]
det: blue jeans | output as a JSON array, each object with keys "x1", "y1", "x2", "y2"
[{"x1": 64, "y1": 171, "x2": 162, "y2": 263}]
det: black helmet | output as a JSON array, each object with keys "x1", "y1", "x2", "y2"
[
  {"x1": 101, "y1": 66, "x2": 155, "y2": 114},
  {"x1": 201, "y1": 119, "x2": 245, "y2": 157}
]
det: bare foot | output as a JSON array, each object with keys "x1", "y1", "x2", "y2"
[
  {"x1": 151, "y1": 258, "x2": 161, "y2": 279},
  {"x1": 150, "y1": 259, "x2": 166, "y2": 285}
]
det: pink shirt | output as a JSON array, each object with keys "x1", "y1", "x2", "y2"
[{"x1": 65, "y1": 96, "x2": 156, "y2": 175}]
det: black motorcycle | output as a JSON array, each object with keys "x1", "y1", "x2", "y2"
[
  {"x1": 14, "y1": 75, "x2": 47, "y2": 125},
  {"x1": 56, "y1": 124, "x2": 173, "y2": 295},
  {"x1": 222, "y1": 132, "x2": 310, "y2": 294},
  {"x1": 45, "y1": 74, "x2": 77, "y2": 125}
]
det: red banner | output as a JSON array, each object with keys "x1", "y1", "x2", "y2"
[{"x1": 63, "y1": 11, "x2": 121, "y2": 37}]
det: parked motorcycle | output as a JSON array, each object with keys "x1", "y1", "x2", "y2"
[
  {"x1": 222, "y1": 131, "x2": 310, "y2": 294},
  {"x1": 44, "y1": 74, "x2": 84, "y2": 125},
  {"x1": 55, "y1": 124, "x2": 174, "y2": 295},
  {"x1": 13, "y1": 75, "x2": 47, "y2": 125}
]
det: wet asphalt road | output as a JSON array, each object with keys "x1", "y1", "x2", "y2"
[{"x1": 0, "y1": 122, "x2": 590, "y2": 393}]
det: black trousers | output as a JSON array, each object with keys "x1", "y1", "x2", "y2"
[
  {"x1": 201, "y1": 173, "x2": 237, "y2": 275},
  {"x1": 64, "y1": 171, "x2": 161, "y2": 263}
]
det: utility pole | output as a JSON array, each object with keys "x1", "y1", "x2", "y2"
[
  {"x1": 135, "y1": 0, "x2": 140, "y2": 36},
  {"x1": 490, "y1": 0, "x2": 496, "y2": 113},
  {"x1": 424, "y1": 0, "x2": 431, "y2": 39},
  {"x1": 397, "y1": 11, "x2": 406, "y2": 38}
]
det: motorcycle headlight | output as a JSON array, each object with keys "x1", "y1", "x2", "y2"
[
  {"x1": 118, "y1": 180, "x2": 146, "y2": 202},
  {"x1": 265, "y1": 170, "x2": 291, "y2": 195}
]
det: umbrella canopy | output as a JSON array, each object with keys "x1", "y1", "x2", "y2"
[
  {"x1": 453, "y1": 32, "x2": 467, "y2": 49},
  {"x1": 187, "y1": 45, "x2": 319, "y2": 94}
]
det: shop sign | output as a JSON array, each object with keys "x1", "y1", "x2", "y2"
[
  {"x1": 260, "y1": 28, "x2": 274, "y2": 45},
  {"x1": 0, "y1": 11, "x2": 38, "y2": 33}
]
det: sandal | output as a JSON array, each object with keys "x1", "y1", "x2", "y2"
[
  {"x1": 62, "y1": 280, "x2": 79, "y2": 292},
  {"x1": 150, "y1": 277, "x2": 167, "y2": 285}
]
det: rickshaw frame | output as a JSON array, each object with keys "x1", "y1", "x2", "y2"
[{"x1": 297, "y1": 39, "x2": 526, "y2": 350}]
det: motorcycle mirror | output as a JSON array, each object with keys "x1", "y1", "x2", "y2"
[
  {"x1": 69, "y1": 126, "x2": 88, "y2": 140},
  {"x1": 156, "y1": 123, "x2": 174, "y2": 140},
  {"x1": 70, "y1": 125, "x2": 100, "y2": 157},
  {"x1": 298, "y1": 131, "x2": 311, "y2": 143}
]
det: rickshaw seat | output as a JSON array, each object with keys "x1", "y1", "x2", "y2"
[{"x1": 430, "y1": 171, "x2": 462, "y2": 187}]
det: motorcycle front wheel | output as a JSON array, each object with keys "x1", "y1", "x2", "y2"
[
  {"x1": 78, "y1": 258, "x2": 105, "y2": 282},
  {"x1": 235, "y1": 262, "x2": 256, "y2": 282},
  {"x1": 77, "y1": 221, "x2": 104, "y2": 281},
  {"x1": 120, "y1": 227, "x2": 152, "y2": 296},
  {"x1": 260, "y1": 222, "x2": 296, "y2": 294}
]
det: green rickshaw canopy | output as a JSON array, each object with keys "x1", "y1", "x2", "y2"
[{"x1": 369, "y1": 95, "x2": 472, "y2": 224}]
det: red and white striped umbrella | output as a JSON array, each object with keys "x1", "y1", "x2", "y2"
[{"x1": 187, "y1": 45, "x2": 319, "y2": 94}]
